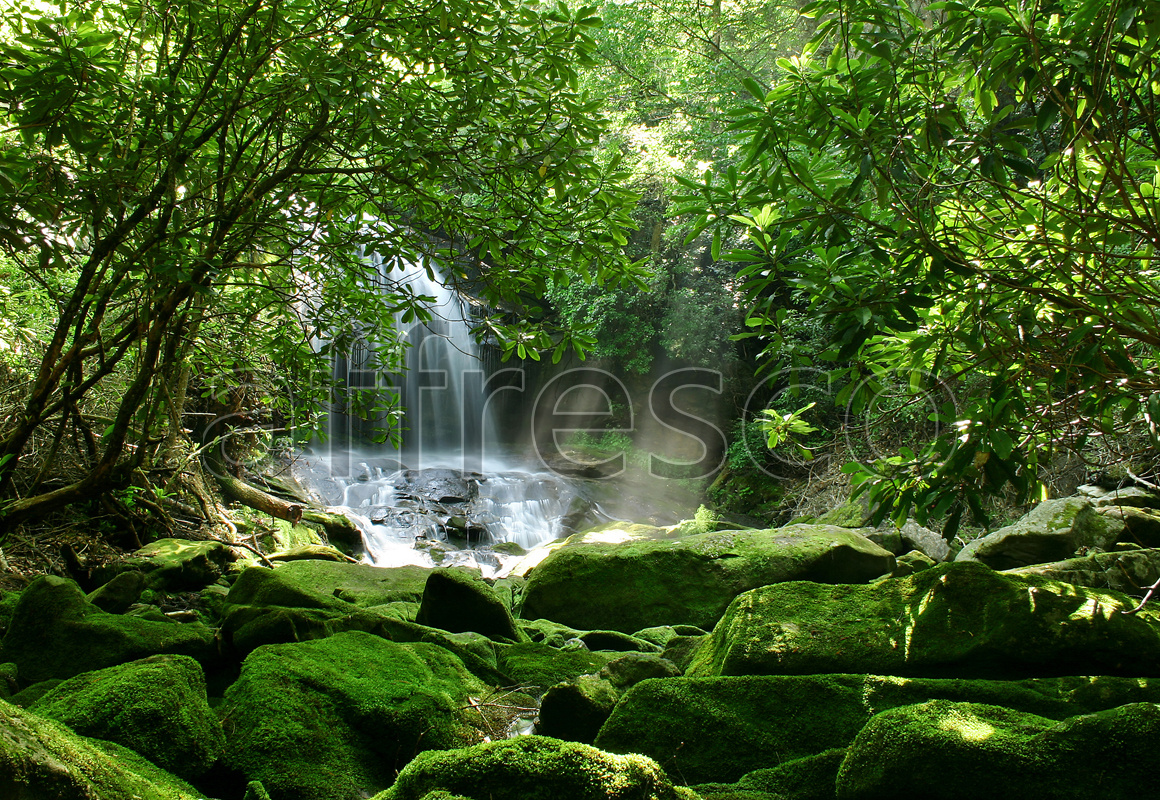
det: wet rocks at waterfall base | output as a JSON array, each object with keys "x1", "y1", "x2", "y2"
[{"x1": 7, "y1": 491, "x2": 1160, "y2": 799}]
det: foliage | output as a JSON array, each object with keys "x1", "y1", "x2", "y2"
[
  {"x1": 678, "y1": 0, "x2": 1160, "y2": 535},
  {"x1": 0, "y1": 0, "x2": 641, "y2": 524}
]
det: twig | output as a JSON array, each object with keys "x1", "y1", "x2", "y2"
[
  {"x1": 1122, "y1": 574, "x2": 1160, "y2": 615},
  {"x1": 1127, "y1": 467, "x2": 1160, "y2": 491}
]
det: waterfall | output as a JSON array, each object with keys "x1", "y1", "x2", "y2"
[{"x1": 299, "y1": 253, "x2": 582, "y2": 575}]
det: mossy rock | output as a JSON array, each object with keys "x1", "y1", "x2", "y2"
[
  {"x1": 496, "y1": 642, "x2": 616, "y2": 695},
  {"x1": 836, "y1": 700, "x2": 1160, "y2": 799},
  {"x1": 416, "y1": 569, "x2": 525, "y2": 642},
  {"x1": 692, "y1": 749, "x2": 845, "y2": 800},
  {"x1": 0, "y1": 697, "x2": 204, "y2": 799},
  {"x1": 226, "y1": 561, "x2": 434, "y2": 609},
  {"x1": 105, "y1": 538, "x2": 236, "y2": 591},
  {"x1": 537, "y1": 674, "x2": 620, "y2": 743},
  {"x1": 1006, "y1": 547, "x2": 1160, "y2": 594},
  {"x1": 87, "y1": 570, "x2": 146, "y2": 613},
  {"x1": 267, "y1": 545, "x2": 351, "y2": 563},
  {"x1": 954, "y1": 497, "x2": 1124, "y2": 569},
  {"x1": 594, "y1": 673, "x2": 1160, "y2": 784},
  {"x1": 521, "y1": 525, "x2": 894, "y2": 634},
  {"x1": 220, "y1": 630, "x2": 486, "y2": 800},
  {"x1": 29, "y1": 654, "x2": 224, "y2": 781},
  {"x1": 372, "y1": 735, "x2": 697, "y2": 800},
  {"x1": 0, "y1": 576, "x2": 217, "y2": 683},
  {"x1": 687, "y1": 561, "x2": 1160, "y2": 679}
]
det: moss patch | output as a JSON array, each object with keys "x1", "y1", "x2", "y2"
[
  {"x1": 496, "y1": 642, "x2": 616, "y2": 695},
  {"x1": 220, "y1": 630, "x2": 486, "y2": 800},
  {"x1": 30, "y1": 654, "x2": 224, "y2": 781}
]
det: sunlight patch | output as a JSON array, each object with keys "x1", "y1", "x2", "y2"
[{"x1": 939, "y1": 709, "x2": 995, "y2": 742}]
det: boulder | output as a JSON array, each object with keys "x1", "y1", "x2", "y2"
[
  {"x1": 267, "y1": 545, "x2": 350, "y2": 563},
  {"x1": 893, "y1": 550, "x2": 937, "y2": 577},
  {"x1": 220, "y1": 630, "x2": 486, "y2": 800},
  {"x1": 836, "y1": 700, "x2": 1160, "y2": 799},
  {"x1": 954, "y1": 497, "x2": 1123, "y2": 568},
  {"x1": 416, "y1": 569, "x2": 524, "y2": 642},
  {"x1": 495, "y1": 642, "x2": 616, "y2": 694},
  {"x1": 537, "y1": 674, "x2": 620, "y2": 743},
  {"x1": 29, "y1": 654, "x2": 224, "y2": 781},
  {"x1": 594, "y1": 673, "x2": 1160, "y2": 784},
  {"x1": 105, "y1": 538, "x2": 236, "y2": 591},
  {"x1": 87, "y1": 570, "x2": 146, "y2": 613},
  {"x1": 1, "y1": 576, "x2": 216, "y2": 683},
  {"x1": 0, "y1": 697, "x2": 203, "y2": 799},
  {"x1": 371, "y1": 735, "x2": 697, "y2": 800},
  {"x1": 897, "y1": 520, "x2": 950, "y2": 562},
  {"x1": 1079, "y1": 484, "x2": 1160, "y2": 508},
  {"x1": 692, "y1": 749, "x2": 846, "y2": 800},
  {"x1": 227, "y1": 561, "x2": 432, "y2": 608},
  {"x1": 687, "y1": 562, "x2": 1160, "y2": 678},
  {"x1": 1099, "y1": 505, "x2": 1160, "y2": 547},
  {"x1": 600, "y1": 654, "x2": 681, "y2": 689},
  {"x1": 1006, "y1": 548, "x2": 1160, "y2": 595},
  {"x1": 520, "y1": 525, "x2": 895, "y2": 633}
]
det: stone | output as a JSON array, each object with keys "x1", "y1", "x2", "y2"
[
  {"x1": 115, "y1": 538, "x2": 236, "y2": 591},
  {"x1": 267, "y1": 545, "x2": 350, "y2": 562},
  {"x1": 1, "y1": 576, "x2": 217, "y2": 683},
  {"x1": 520, "y1": 524, "x2": 895, "y2": 633},
  {"x1": 536, "y1": 674, "x2": 620, "y2": 743},
  {"x1": 495, "y1": 642, "x2": 616, "y2": 695},
  {"x1": 1099, "y1": 505, "x2": 1160, "y2": 547},
  {"x1": 29, "y1": 655, "x2": 224, "y2": 781},
  {"x1": 836, "y1": 700, "x2": 1160, "y2": 799},
  {"x1": 87, "y1": 570, "x2": 146, "y2": 614},
  {"x1": 220, "y1": 630, "x2": 486, "y2": 800},
  {"x1": 1006, "y1": 548, "x2": 1160, "y2": 595},
  {"x1": 897, "y1": 519, "x2": 950, "y2": 562},
  {"x1": 595, "y1": 673, "x2": 1160, "y2": 785},
  {"x1": 660, "y1": 634, "x2": 706, "y2": 673},
  {"x1": 1079, "y1": 485, "x2": 1160, "y2": 508},
  {"x1": 893, "y1": 550, "x2": 937, "y2": 577},
  {"x1": 227, "y1": 561, "x2": 433, "y2": 609},
  {"x1": 0, "y1": 697, "x2": 204, "y2": 799},
  {"x1": 416, "y1": 569, "x2": 524, "y2": 642},
  {"x1": 371, "y1": 735, "x2": 697, "y2": 800},
  {"x1": 954, "y1": 497, "x2": 1124, "y2": 569},
  {"x1": 578, "y1": 630, "x2": 661, "y2": 653},
  {"x1": 599, "y1": 653, "x2": 681, "y2": 689},
  {"x1": 687, "y1": 561, "x2": 1160, "y2": 679},
  {"x1": 692, "y1": 749, "x2": 846, "y2": 800}
]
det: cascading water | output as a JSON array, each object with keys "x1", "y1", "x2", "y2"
[{"x1": 298, "y1": 255, "x2": 581, "y2": 576}]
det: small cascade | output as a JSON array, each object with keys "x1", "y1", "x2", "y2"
[{"x1": 309, "y1": 253, "x2": 582, "y2": 573}]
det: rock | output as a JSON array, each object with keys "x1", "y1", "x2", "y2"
[
  {"x1": 0, "y1": 662, "x2": 18, "y2": 699},
  {"x1": 954, "y1": 497, "x2": 1124, "y2": 568},
  {"x1": 520, "y1": 524, "x2": 895, "y2": 633},
  {"x1": 537, "y1": 674, "x2": 620, "y2": 743},
  {"x1": 220, "y1": 630, "x2": 486, "y2": 800},
  {"x1": 1079, "y1": 484, "x2": 1160, "y2": 508},
  {"x1": 490, "y1": 541, "x2": 526, "y2": 556},
  {"x1": 416, "y1": 569, "x2": 524, "y2": 642},
  {"x1": 371, "y1": 735, "x2": 696, "y2": 800},
  {"x1": 395, "y1": 469, "x2": 478, "y2": 503},
  {"x1": 595, "y1": 673, "x2": 1160, "y2": 785},
  {"x1": 104, "y1": 538, "x2": 236, "y2": 591},
  {"x1": 1006, "y1": 548, "x2": 1160, "y2": 595},
  {"x1": 227, "y1": 561, "x2": 432, "y2": 609},
  {"x1": 692, "y1": 749, "x2": 846, "y2": 800},
  {"x1": 520, "y1": 618, "x2": 585, "y2": 648},
  {"x1": 1, "y1": 576, "x2": 216, "y2": 683},
  {"x1": 495, "y1": 642, "x2": 616, "y2": 694},
  {"x1": 897, "y1": 519, "x2": 950, "y2": 562},
  {"x1": 836, "y1": 700, "x2": 1160, "y2": 799},
  {"x1": 687, "y1": 561, "x2": 1160, "y2": 679},
  {"x1": 1099, "y1": 505, "x2": 1160, "y2": 547},
  {"x1": 600, "y1": 654, "x2": 681, "y2": 689},
  {"x1": 267, "y1": 545, "x2": 351, "y2": 562},
  {"x1": 814, "y1": 494, "x2": 872, "y2": 527},
  {"x1": 87, "y1": 570, "x2": 146, "y2": 614},
  {"x1": 0, "y1": 697, "x2": 204, "y2": 799},
  {"x1": 29, "y1": 654, "x2": 224, "y2": 781},
  {"x1": 578, "y1": 630, "x2": 661, "y2": 653},
  {"x1": 630, "y1": 625, "x2": 706, "y2": 649},
  {"x1": 661, "y1": 634, "x2": 706, "y2": 673},
  {"x1": 893, "y1": 549, "x2": 937, "y2": 577}
]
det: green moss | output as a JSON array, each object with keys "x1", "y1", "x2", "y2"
[
  {"x1": 226, "y1": 561, "x2": 434, "y2": 609},
  {"x1": 101, "y1": 538, "x2": 235, "y2": 591},
  {"x1": 30, "y1": 654, "x2": 224, "y2": 781},
  {"x1": 0, "y1": 697, "x2": 203, "y2": 799},
  {"x1": 1, "y1": 576, "x2": 217, "y2": 683},
  {"x1": 520, "y1": 526, "x2": 894, "y2": 634},
  {"x1": 220, "y1": 630, "x2": 487, "y2": 800},
  {"x1": 837, "y1": 700, "x2": 1160, "y2": 799},
  {"x1": 688, "y1": 561, "x2": 1160, "y2": 678},
  {"x1": 374, "y1": 735, "x2": 693, "y2": 800},
  {"x1": 496, "y1": 642, "x2": 616, "y2": 694},
  {"x1": 416, "y1": 568, "x2": 525, "y2": 642},
  {"x1": 594, "y1": 673, "x2": 1160, "y2": 784},
  {"x1": 9, "y1": 679, "x2": 63, "y2": 708},
  {"x1": 692, "y1": 750, "x2": 844, "y2": 800},
  {"x1": 537, "y1": 675, "x2": 620, "y2": 743}
]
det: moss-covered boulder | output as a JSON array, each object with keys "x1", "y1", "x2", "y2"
[
  {"x1": 1, "y1": 576, "x2": 217, "y2": 683},
  {"x1": 954, "y1": 497, "x2": 1124, "y2": 569},
  {"x1": 220, "y1": 630, "x2": 486, "y2": 800},
  {"x1": 1006, "y1": 547, "x2": 1160, "y2": 593},
  {"x1": 227, "y1": 561, "x2": 433, "y2": 608},
  {"x1": 101, "y1": 538, "x2": 236, "y2": 591},
  {"x1": 687, "y1": 561, "x2": 1160, "y2": 678},
  {"x1": 537, "y1": 674, "x2": 620, "y2": 743},
  {"x1": 29, "y1": 654, "x2": 224, "y2": 781},
  {"x1": 87, "y1": 570, "x2": 146, "y2": 614},
  {"x1": 693, "y1": 749, "x2": 845, "y2": 800},
  {"x1": 372, "y1": 735, "x2": 697, "y2": 800},
  {"x1": 594, "y1": 673, "x2": 1160, "y2": 784},
  {"x1": 520, "y1": 525, "x2": 895, "y2": 633},
  {"x1": 0, "y1": 697, "x2": 204, "y2": 799},
  {"x1": 836, "y1": 700, "x2": 1160, "y2": 799},
  {"x1": 416, "y1": 569, "x2": 524, "y2": 642},
  {"x1": 495, "y1": 642, "x2": 617, "y2": 694}
]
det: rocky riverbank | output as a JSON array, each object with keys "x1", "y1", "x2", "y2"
[{"x1": 3, "y1": 483, "x2": 1160, "y2": 798}]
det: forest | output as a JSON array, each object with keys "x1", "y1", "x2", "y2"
[{"x1": 1, "y1": 0, "x2": 1160, "y2": 798}]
